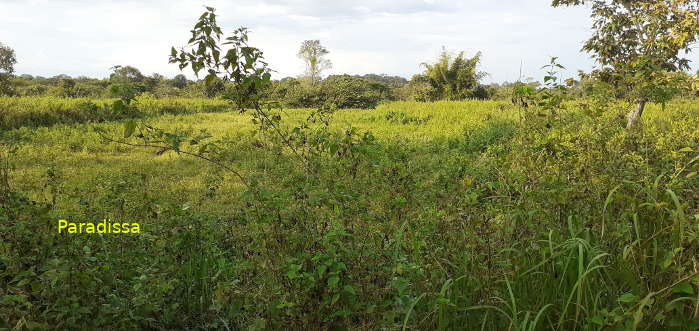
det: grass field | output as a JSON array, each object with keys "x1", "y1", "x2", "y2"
[
  {"x1": 0, "y1": 95, "x2": 231, "y2": 131},
  {"x1": 2, "y1": 98, "x2": 699, "y2": 330}
]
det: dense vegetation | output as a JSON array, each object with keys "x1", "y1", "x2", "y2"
[
  {"x1": 2, "y1": 99, "x2": 699, "y2": 330},
  {"x1": 0, "y1": 96, "x2": 230, "y2": 131},
  {"x1": 2, "y1": 1, "x2": 699, "y2": 330}
]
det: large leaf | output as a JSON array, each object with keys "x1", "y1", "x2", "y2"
[{"x1": 123, "y1": 121, "x2": 136, "y2": 138}]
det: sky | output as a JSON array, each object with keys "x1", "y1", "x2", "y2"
[{"x1": 1, "y1": 0, "x2": 698, "y2": 84}]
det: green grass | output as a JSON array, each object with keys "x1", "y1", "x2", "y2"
[
  {"x1": 0, "y1": 95, "x2": 231, "y2": 130},
  {"x1": 1, "y1": 99, "x2": 698, "y2": 330}
]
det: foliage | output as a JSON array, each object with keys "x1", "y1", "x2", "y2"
[
  {"x1": 268, "y1": 75, "x2": 394, "y2": 109},
  {"x1": 267, "y1": 77, "x2": 323, "y2": 108},
  {"x1": 353, "y1": 74, "x2": 408, "y2": 89},
  {"x1": 298, "y1": 40, "x2": 332, "y2": 86},
  {"x1": 419, "y1": 48, "x2": 489, "y2": 101},
  {"x1": 168, "y1": 7, "x2": 270, "y2": 111},
  {"x1": 0, "y1": 96, "x2": 230, "y2": 130},
  {"x1": 55, "y1": 78, "x2": 77, "y2": 98},
  {"x1": 3, "y1": 99, "x2": 699, "y2": 329},
  {"x1": 109, "y1": 65, "x2": 145, "y2": 84},
  {"x1": 0, "y1": 42, "x2": 16, "y2": 75},
  {"x1": 513, "y1": 57, "x2": 570, "y2": 118},
  {"x1": 320, "y1": 75, "x2": 389, "y2": 109},
  {"x1": 0, "y1": 42, "x2": 17, "y2": 96},
  {"x1": 394, "y1": 75, "x2": 438, "y2": 102},
  {"x1": 3, "y1": 4, "x2": 699, "y2": 331},
  {"x1": 270, "y1": 75, "x2": 389, "y2": 109},
  {"x1": 7, "y1": 71, "x2": 199, "y2": 99},
  {"x1": 171, "y1": 74, "x2": 189, "y2": 89},
  {"x1": 552, "y1": 0, "x2": 699, "y2": 127}
]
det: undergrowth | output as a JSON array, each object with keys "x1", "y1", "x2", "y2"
[{"x1": 1, "y1": 99, "x2": 698, "y2": 330}]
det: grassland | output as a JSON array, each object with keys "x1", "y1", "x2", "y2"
[
  {"x1": 0, "y1": 95, "x2": 231, "y2": 131},
  {"x1": 1, "y1": 98, "x2": 699, "y2": 330}
]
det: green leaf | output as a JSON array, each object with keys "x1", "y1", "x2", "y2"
[
  {"x1": 112, "y1": 99, "x2": 126, "y2": 113},
  {"x1": 618, "y1": 293, "x2": 638, "y2": 303},
  {"x1": 205, "y1": 74, "x2": 216, "y2": 86},
  {"x1": 660, "y1": 250, "x2": 677, "y2": 269},
  {"x1": 124, "y1": 121, "x2": 136, "y2": 138},
  {"x1": 590, "y1": 316, "x2": 605, "y2": 326},
  {"x1": 327, "y1": 276, "x2": 340, "y2": 288},
  {"x1": 343, "y1": 285, "x2": 356, "y2": 295},
  {"x1": 198, "y1": 144, "x2": 208, "y2": 155},
  {"x1": 672, "y1": 283, "x2": 694, "y2": 295}
]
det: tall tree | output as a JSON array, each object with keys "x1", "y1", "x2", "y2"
[
  {"x1": 0, "y1": 42, "x2": 17, "y2": 95},
  {"x1": 109, "y1": 65, "x2": 144, "y2": 84},
  {"x1": 297, "y1": 40, "x2": 332, "y2": 85},
  {"x1": 171, "y1": 74, "x2": 189, "y2": 89},
  {"x1": 420, "y1": 48, "x2": 487, "y2": 101},
  {"x1": 108, "y1": 65, "x2": 146, "y2": 99},
  {"x1": 552, "y1": 0, "x2": 699, "y2": 127},
  {"x1": 0, "y1": 42, "x2": 16, "y2": 75},
  {"x1": 55, "y1": 78, "x2": 76, "y2": 97}
]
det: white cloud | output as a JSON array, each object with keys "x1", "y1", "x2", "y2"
[{"x1": 0, "y1": 0, "x2": 697, "y2": 83}]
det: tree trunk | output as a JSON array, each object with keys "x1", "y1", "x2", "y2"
[{"x1": 626, "y1": 100, "x2": 646, "y2": 128}]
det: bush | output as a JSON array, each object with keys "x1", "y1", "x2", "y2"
[
  {"x1": 2, "y1": 100, "x2": 699, "y2": 329},
  {"x1": 269, "y1": 75, "x2": 390, "y2": 109},
  {"x1": 268, "y1": 78, "x2": 323, "y2": 108},
  {"x1": 0, "y1": 96, "x2": 232, "y2": 130},
  {"x1": 394, "y1": 81, "x2": 437, "y2": 102},
  {"x1": 320, "y1": 75, "x2": 388, "y2": 109}
]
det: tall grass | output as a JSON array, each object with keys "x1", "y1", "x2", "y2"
[
  {"x1": 1, "y1": 99, "x2": 698, "y2": 329},
  {"x1": 0, "y1": 95, "x2": 231, "y2": 130}
]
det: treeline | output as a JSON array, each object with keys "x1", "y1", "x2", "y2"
[
  {"x1": 5, "y1": 66, "x2": 207, "y2": 99},
  {"x1": 2, "y1": 49, "x2": 697, "y2": 110},
  {"x1": 0, "y1": 44, "x2": 521, "y2": 108},
  {"x1": 0, "y1": 69, "x2": 538, "y2": 107}
]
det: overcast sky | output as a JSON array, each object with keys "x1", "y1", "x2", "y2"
[{"x1": 2, "y1": 0, "x2": 698, "y2": 83}]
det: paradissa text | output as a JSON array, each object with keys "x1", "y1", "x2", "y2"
[{"x1": 58, "y1": 219, "x2": 141, "y2": 234}]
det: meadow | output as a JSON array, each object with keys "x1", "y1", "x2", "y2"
[
  {"x1": 0, "y1": 95, "x2": 231, "y2": 131},
  {"x1": 1, "y1": 96, "x2": 698, "y2": 330}
]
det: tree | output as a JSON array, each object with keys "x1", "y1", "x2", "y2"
[
  {"x1": 395, "y1": 74, "x2": 437, "y2": 102},
  {"x1": 354, "y1": 74, "x2": 409, "y2": 89},
  {"x1": 109, "y1": 65, "x2": 144, "y2": 84},
  {"x1": 108, "y1": 65, "x2": 146, "y2": 99},
  {"x1": 55, "y1": 78, "x2": 76, "y2": 97},
  {"x1": 321, "y1": 75, "x2": 388, "y2": 109},
  {"x1": 552, "y1": 0, "x2": 699, "y2": 127},
  {"x1": 142, "y1": 73, "x2": 164, "y2": 93},
  {"x1": 420, "y1": 48, "x2": 488, "y2": 101},
  {"x1": 297, "y1": 40, "x2": 332, "y2": 85},
  {"x1": 0, "y1": 42, "x2": 17, "y2": 96},
  {"x1": 0, "y1": 42, "x2": 16, "y2": 74},
  {"x1": 268, "y1": 77, "x2": 322, "y2": 108},
  {"x1": 171, "y1": 74, "x2": 189, "y2": 89}
]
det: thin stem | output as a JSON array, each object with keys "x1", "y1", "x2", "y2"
[
  {"x1": 253, "y1": 105, "x2": 313, "y2": 171},
  {"x1": 98, "y1": 133, "x2": 253, "y2": 191}
]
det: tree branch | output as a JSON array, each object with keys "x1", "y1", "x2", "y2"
[{"x1": 98, "y1": 132, "x2": 253, "y2": 191}]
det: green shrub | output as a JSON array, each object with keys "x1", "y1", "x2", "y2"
[
  {"x1": 320, "y1": 75, "x2": 388, "y2": 109},
  {"x1": 2, "y1": 100, "x2": 699, "y2": 329},
  {"x1": 0, "y1": 96, "x2": 232, "y2": 130}
]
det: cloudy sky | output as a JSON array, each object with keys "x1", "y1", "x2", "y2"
[{"x1": 1, "y1": 0, "x2": 698, "y2": 83}]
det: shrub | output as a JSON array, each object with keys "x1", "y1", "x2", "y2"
[{"x1": 320, "y1": 75, "x2": 388, "y2": 109}]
